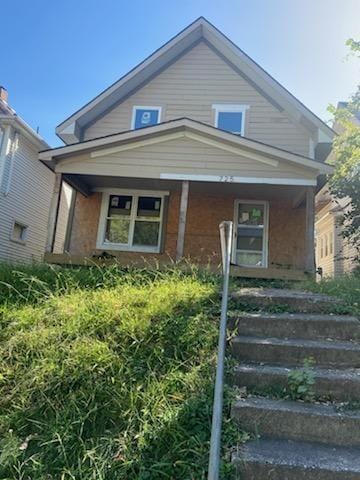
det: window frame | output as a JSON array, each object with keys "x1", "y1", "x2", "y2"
[
  {"x1": 96, "y1": 189, "x2": 169, "y2": 253},
  {"x1": 10, "y1": 220, "x2": 28, "y2": 245},
  {"x1": 131, "y1": 106, "x2": 162, "y2": 130},
  {"x1": 212, "y1": 104, "x2": 249, "y2": 136},
  {"x1": 232, "y1": 199, "x2": 269, "y2": 268}
]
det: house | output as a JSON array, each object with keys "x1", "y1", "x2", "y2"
[
  {"x1": 315, "y1": 104, "x2": 359, "y2": 277},
  {"x1": 0, "y1": 87, "x2": 71, "y2": 263},
  {"x1": 39, "y1": 17, "x2": 334, "y2": 279},
  {"x1": 315, "y1": 186, "x2": 357, "y2": 277}
]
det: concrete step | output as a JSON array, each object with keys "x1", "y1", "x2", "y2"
[
  {"x1": 233, "y1": 363, "x2": 360, "y2": 401},
  {"x1": 231, "y1": 336, "x2": 360, "y2": 368},
  {"x1": 232, "y1": 438, "x2": 360, "y2": 479},
  {"x1": 230, "y1": 312, "x2": 360, "y2": 342},
  {"x1": 231, "y1": 288, "x2": 339, "y2": 313},
  {"x1": 232, "y1": 397, "x2": 360, "y2": 447}
]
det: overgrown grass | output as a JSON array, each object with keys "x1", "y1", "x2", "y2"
[
  {"x1": 299, "y1": 272, "x2": 360, "y2": 316},
  {"x1": 0, "y1": 264, "x2": 244, "y2": 479}
]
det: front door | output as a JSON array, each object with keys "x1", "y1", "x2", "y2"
[{"x1": 233, "y1": 200, "x2": 269, "y2": 268}]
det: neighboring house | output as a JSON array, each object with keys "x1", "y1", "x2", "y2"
[
  {"x1": 315, "y1": 186, "x2": 357, "y2": 276},
  {"x1": 315, "y1": 104, "x2": 359, "y2": 276},
  {"x1": 40, "y1": 17, "x2": 334, "y2": 279},
  {"x1": 0, "y1": 87, "x2": 72, "y2": 263}
]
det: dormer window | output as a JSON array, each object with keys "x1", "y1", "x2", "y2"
[
  {"x1": 131, "y1": 106, "x2": 161, "y2": 130},
  {"x1": 213, "y1": 104, "x2": 249, "y2": 136}
]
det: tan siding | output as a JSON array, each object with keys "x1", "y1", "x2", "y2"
[
  {"x1": 316, "y1": 201, "x2": 357, "y2": 277},
  {"x1": 315, "y1": 212, "x2": 335, "y2": 277},
  {"x1": 84, "y1": 42, "x2": 310, "y2": 156},
  {"x1": 57, "y1": 136, "x2": 314, "y2": 181}
]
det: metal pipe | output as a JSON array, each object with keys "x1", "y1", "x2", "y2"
[{"x1": 208, "y1": 220, "x2": 233, "y2": 480}]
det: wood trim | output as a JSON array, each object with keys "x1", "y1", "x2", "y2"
[
  {"x1": 64, "y1": 189, "x2": 77, "y2": 252},
  {"x1": 176, "y1": 180, "x2": 189, "y2": 261},
  {"x1": 160, "y1": 173, "x2": 317, "y2": 186},
  {"x1": 46, "y1": 173, "x2": 62, "y2": 253},
  {"x1": 305, "y1": 186, "x2": 316, "y2": 273}
]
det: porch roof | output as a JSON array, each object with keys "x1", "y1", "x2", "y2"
[{"x1": 40, "y1": 118, "x2": 333, "y2": 177}]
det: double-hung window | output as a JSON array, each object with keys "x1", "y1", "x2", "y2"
[
  {"x1": 131, "y1": 106, "x2": 161, "y2": 130},
  {"x1": 213, "y1": 104, "x2": 249, "y2": 135},
  {"x1": 97, "y1": 191, "x2": 167, "y2": 253}
]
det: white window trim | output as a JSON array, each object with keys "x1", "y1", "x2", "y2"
[
  {"x1": 131, "y1": 106, "x2": 162, "y2": 130},
  {"x1": 212, "y1": 104, "x2": 249, "y2": 136},
  {"x1": 96, "y1": 189, "x2": 169, "y2": 253},
  {"x1": 10, "y1": 219, "x2": 28, "y2": 246},
  {"x1": 232, "y1": 199, "x2": 269, "y2": 268}
]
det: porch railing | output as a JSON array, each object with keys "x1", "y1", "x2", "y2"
[{"x1": 208, "y1": 220, "x2": 233, "y2": 480}]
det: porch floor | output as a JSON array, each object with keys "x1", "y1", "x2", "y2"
[{"x1": 44, "y1": 253, "x2": 308, "y2": 281}]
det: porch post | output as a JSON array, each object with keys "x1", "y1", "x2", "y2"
[
  {"x1": 305, "y1": 186, "x2": 315, "y2": 273},
  {"x1": 46, "y1": 173, "x2": 62, "y2": 253},
  {"x1": 176, "y1": 180, "x2": 189, "y2": 261}
]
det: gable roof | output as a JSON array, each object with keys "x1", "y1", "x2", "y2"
[
  {"x1": 56, "y1": 17, "x2": 335, "y2": 144},
  {"x1": 42, "y1": 117, "x2": 333, "y2": 175}
]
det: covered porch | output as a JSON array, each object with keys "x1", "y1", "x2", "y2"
[
  {"x1": 45, "y1": 174, "x2": 315, "y2": 281},
  {"x1": 39, "y1": 118, "x2": 330, "y2": 280}
]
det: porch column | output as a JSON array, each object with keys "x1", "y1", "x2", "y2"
[
  {"x1": 46, "y1": 173, "x2": 62, "y2": 253},
  {"x1": 305, "y1": 186, "x2": 315, "y2": 273},
  {"x1": 176, "y1": 180, "x2": 190, "y2": 261}
]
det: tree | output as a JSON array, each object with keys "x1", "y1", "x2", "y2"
[{"x1": 328, "y1": 38, "x2": 360, "y2": 263}]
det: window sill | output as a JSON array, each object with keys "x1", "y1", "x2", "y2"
[
  {"x1": 96, "y1": 243, "x2": 160, "y2": 254},
  {"x1": 10, "y1": 237, "x2": 27, "y2": 246}
]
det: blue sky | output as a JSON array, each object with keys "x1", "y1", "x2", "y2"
[{"x1": 2, "y1": 0, "x2": 359, "y2": 146}]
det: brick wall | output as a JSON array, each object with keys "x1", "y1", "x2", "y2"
[{"x1": 68, "y1": 190, "x2": 307, "y2": 269}]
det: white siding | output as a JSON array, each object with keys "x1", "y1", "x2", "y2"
[
  {"x1": 0, "y1": 133, "x2": 69, "y2": 263},
  {"x1": 84, "y1": 42, "x2": 311, "y2": 156}
]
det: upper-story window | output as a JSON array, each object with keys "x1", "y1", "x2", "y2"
[
  {"x1": 131, "y1": 106, "x2": 161, "y2": 130},
  {"x1": 213, "y1": 104, "x2": 249, "y2": 136}
]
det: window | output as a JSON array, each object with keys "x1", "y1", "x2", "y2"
[
  {"x1": 11, "y1": 221, "x2": 28, "y2": 244},
  {"x1": 97, "y1": 191, "x2": 167, "y2": 253},
  {"x1": 325, "y1": 234, "x2": 329, "y2": 257},
  {"x1": 320, "y1": 237, "x2": 324, "y2": 259},
  {"x1": 213, "y1": 104, "x2": 249, "y2": 135},
  {"x1": 329, "y1": 234, "x2": 333, "y2": 255},
  {"x1": 131, "y1": 106, "x2": 161, "y2": 130},
  {"x1": 234, "y1": 201, "x2": 268, "y2": 267}
]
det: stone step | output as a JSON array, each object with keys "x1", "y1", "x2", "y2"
[
  {"x1": 232, "y1": 397, "x2": 360, "y2": 447},
  {"x1": 232, "y1": 438, "x2": 360, "y2": 479},
  {"x1": 231, "y1": 336, "x2": 360, "y2": 368},
  {"x1": 231, "y1": 288, "x2": 339, "y2": 313},
  {"x1": 233, "y1": 363, "x2": 360, "y2": 401},
  {"x1": 230, "y1": 312, "x2": 360, "y2": 342}
]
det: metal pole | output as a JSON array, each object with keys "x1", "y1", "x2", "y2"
[{"x1": 208, "y1": 220, "x2": 233, "y2": 480}]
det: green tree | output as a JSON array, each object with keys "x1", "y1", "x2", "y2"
[{"x1": 328, "y1": 38, "x2": 360, "y2": 263}]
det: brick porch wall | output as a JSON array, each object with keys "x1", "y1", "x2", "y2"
[{"x1": 68, "y1": 190, "x2": 306, "y2": 269}]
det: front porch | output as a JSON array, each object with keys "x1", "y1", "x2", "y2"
[{"x1": 46, "y1": 175, "x2": 314, "y2": 281}]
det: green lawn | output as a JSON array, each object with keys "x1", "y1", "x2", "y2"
[{"x1": 0, "y1": 264, "x2": 242, "y2": 480}]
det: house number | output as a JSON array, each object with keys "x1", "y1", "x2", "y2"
[{"x1": 219, "y1": 175, "x2": 235, "y2": 182}]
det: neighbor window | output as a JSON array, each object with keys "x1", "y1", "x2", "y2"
[
  {"x1": 213, "y1": 104, "x2": 249, "y2": 135},
  {"x1": 97, "y1": 191, "x2": 167, "y2": 253},
  {"x1": 11, "y1": 221, "x2": 28, "y2": 244},
  {"x1": 131, "y1": 106, "x2": 161, "y2": 130}
]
